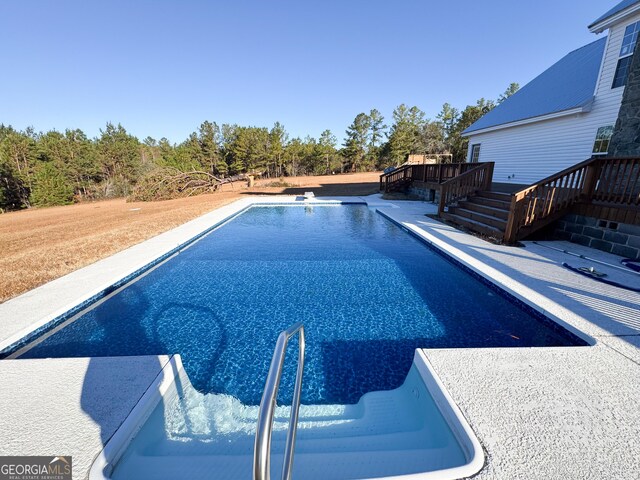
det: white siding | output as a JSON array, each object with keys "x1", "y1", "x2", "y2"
[
  {"x1": 466, "y1": 12, "x2": 640, "y2": 186},
  {"x1": 466, "y1": 106, "x2": 618, "y2": 185},
  {"x1": 593, "y1": 12, "x2": 640, "y2": 101}
]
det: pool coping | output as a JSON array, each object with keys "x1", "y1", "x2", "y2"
[{"x1": 89, "y1": 355, "x2": 182, "y2": 479}]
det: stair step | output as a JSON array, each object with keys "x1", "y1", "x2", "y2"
[
  {"x1": 469, "y1": 195, "x2": 511, "y2": 210},
  {"x1": 147, "y1": 426, "x2": 442, "y2": 457},
  {"x1": 441, "y1": 212, "x2": 504, "y2": 239},
  {"x1": 448, "y1": 208, "x2": 507, "y2": 230},
  {"x1": 115, "y1": 443, "x2": 457, "y2": 480},
  {"x1": 110, "y1": 365, "x2": 471, "y2": 480},
  {"x1": 477, "y1": 190, "x2": 512, "y2": 201},
  {"x1": 457, "y1": 201, "x2": 509, "y2": 220}
]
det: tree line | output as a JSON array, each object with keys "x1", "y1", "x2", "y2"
[{"x1": 0, "y1": 83, "x2": 518, "y2": 210}]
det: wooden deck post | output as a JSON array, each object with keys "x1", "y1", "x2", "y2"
[
  {"x1": 484, "y1": 162, "x2": 495, "y2": 190},
  {"x1": 503, "y1": 194, "x2": 520, "y2": 244},
  {"x1": 438, "y1": 186, "x2": 447, "y2": 215},
  {"x1": 581, "y1": 159, "x2": 601, "y2": 200}
]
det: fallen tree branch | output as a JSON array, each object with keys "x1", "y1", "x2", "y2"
[{"x1": 128, "y1": 167, "x2": 247, "y2": 201}]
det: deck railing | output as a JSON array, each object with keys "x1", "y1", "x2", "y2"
[
  {"x1": 379, "y1": 162, "x2": 484, "y2": 192},
  {"x1": 503, "y1": 157, "x2": 640, "y2": 243},
  {"x1": 383, "y1": 157, "x2": 639, "y2": 244},
  {"x1": 437, "y1": 162, "x2": 494, "y2": 215},
  {"x1": 592, "y1": 157, "x2": 640, "y2": 205},
  {"x1": 379, "y1": 165, "x2": 412, "y2": 192}
]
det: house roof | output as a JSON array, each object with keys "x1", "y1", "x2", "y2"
[
  {"x1": 589, "y1": 0, "x2": 640, "y2": 31},
  {"x1": 462, "y1": 38, "x2": 606, "y2": 136}
]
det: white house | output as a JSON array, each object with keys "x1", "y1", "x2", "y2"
[{"x1": 462, "y1": 0, "x2": 640, "y2": 188}]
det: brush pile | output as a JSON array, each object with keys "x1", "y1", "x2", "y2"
[{"x1": 129, "y1": 167, "x2": 247, "y2": 201}]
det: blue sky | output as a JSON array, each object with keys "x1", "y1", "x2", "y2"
[{"x1": 0, "y1": 0, "x2": 612, "y2": 144}]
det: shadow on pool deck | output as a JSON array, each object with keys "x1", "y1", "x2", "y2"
[{"x1": 412, "y1": 217, "x2": 640, "y2": 340}]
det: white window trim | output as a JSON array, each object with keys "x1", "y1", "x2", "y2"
[
  {"x1": 593, "y1": 33, "x2": 612, "y2": 95},
  {"x1": 592, "y1": 125, "x2": 614, "y2": 155},
  {"x1": 618, "y1": 20, "x2": 640, "y2": 58},
  {"x1": 469, "y1": 144, "x2": 481, "y2": 163},
  {"x1": 612, "y1": 57, "x2": 632, "y2": 88},
  {"x1": 611, "y1": 20, "x2": 640, "y2": 89}
]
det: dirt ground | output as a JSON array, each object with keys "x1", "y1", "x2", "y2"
[{"x1": 0, "y1": 172, "x2": 381, "y2": 303}]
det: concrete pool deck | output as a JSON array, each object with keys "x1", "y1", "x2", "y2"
[
  {"x1": 0, "y1": 194, "x2": 638, "y2": 479},
  {"x1": 378, "y1": 199, "x2": 640, "y2": 479}
]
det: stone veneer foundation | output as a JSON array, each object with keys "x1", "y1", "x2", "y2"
[
  {"x1": 608, "y1": 32, "x2": 640, "y2": 156},
  {"x1": 407, "y1": 185, "x2": 438, "y2": 203},
  {"x1": 402, "y1": 184, "x2": 639, "y2": 259},
  {"x1": 552, "y1": 214, "x2": 640, "y2": 259}
]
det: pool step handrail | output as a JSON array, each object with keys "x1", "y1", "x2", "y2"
[{"x1": 253, "y1": 322, "x2": 305, "y2": 480}]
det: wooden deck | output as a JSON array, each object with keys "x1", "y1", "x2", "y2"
[
  {"x1": 503, "y1": 157, "x2": 640, "y2": 243},
  {"x1": 379, "y1": 163, "x2": 483, "y2": 193},
  {"x1": 381, "y1": 157, "x2": 640, "y2": 244}
]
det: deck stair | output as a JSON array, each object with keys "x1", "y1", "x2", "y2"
[
  {"x1": 438, "y1": 156, "x2": 640, "y2": 244},
  {"x1": 441, "y1": 191, "x2": 510, "y2": 239}
]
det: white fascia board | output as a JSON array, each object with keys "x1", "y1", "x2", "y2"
[
  {"x1": 593, "y1": 33, "x2": 612, "y2": 95},
  {"x1": 589, "y1": 3, "x2": 640, "y2": 33},
  {"x1": 460, "y1": 106, "x2": 590, "y2": 138}
]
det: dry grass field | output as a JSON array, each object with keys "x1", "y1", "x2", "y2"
[{"x1": 0, "y1": 172, "x2": 380, "y2": 303}]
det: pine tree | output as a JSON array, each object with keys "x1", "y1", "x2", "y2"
[
  {"x1": 343, "y1": 113, "x2": 371, "y2": 172},
  {"x1": 30, "y1": 162, "x2": 74, "y2": 206},
  {"x1": 318, "y1": 129, "x2": 338, "y2": 174},
  {"x1": 96, "y1": 123, "x2": 141, "y2": 196},
  {"x1": 269, "y1": 122, "x2": 288, "y2": 177},
  {"x1": 498, "y1": 83, "x2": 520, "y2": 104},
  {"x1": 368, "y1": 109, "x2": 386, "y2": 168},
  {"x1": 198, "y1": 121, "x2": 225, "y2": 175},
  {"x1": 0, "y1": 129, "x2": 37, "y2": 207},
  {"x1": 386, "y1": 104, "x2": 426, "y2": 164}
]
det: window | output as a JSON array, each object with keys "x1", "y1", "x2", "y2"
[
  {"x1": 470, "y1": 144, "x2": 481, "y2": 162},
  {"x1": 592, "y1": 125, "x2": 613, "y2": 154},
  {"x1": 620, "y1": 21, "x2": 640, "y2": 56},
  {"x1": 612, "y1": 21, "x2": 640, "y2": 88},
  {"x1": 612, "y1": 56, "x2": 633, "y2": 88}
]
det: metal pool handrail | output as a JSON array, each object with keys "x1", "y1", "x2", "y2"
[{"x1": 253, "y1": 322, "x2": 306, "y2": 480}]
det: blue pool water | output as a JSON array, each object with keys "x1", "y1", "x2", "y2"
[{"x1": 20, "y1": 205, "x2": 585, "y2": 404}]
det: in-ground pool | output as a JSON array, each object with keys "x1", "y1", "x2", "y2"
[{"x1": 17, "y1": 205, "x2": 586, "y2": 405}]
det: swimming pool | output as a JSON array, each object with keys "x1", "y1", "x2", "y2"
[
  {"x1": 99, "y1": 352, "x2": 485, "y2": 480},
  {"x1": 17, "y1": 205, "x2": 585, "y2": 405}
]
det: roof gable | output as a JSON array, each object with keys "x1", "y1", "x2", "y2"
[
  {"x1": 589, "y1": 0, "x2": 640, "y2": 32},
  {"x1": 462, "y1": 38, "x2": 606, "y2": 136}
]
